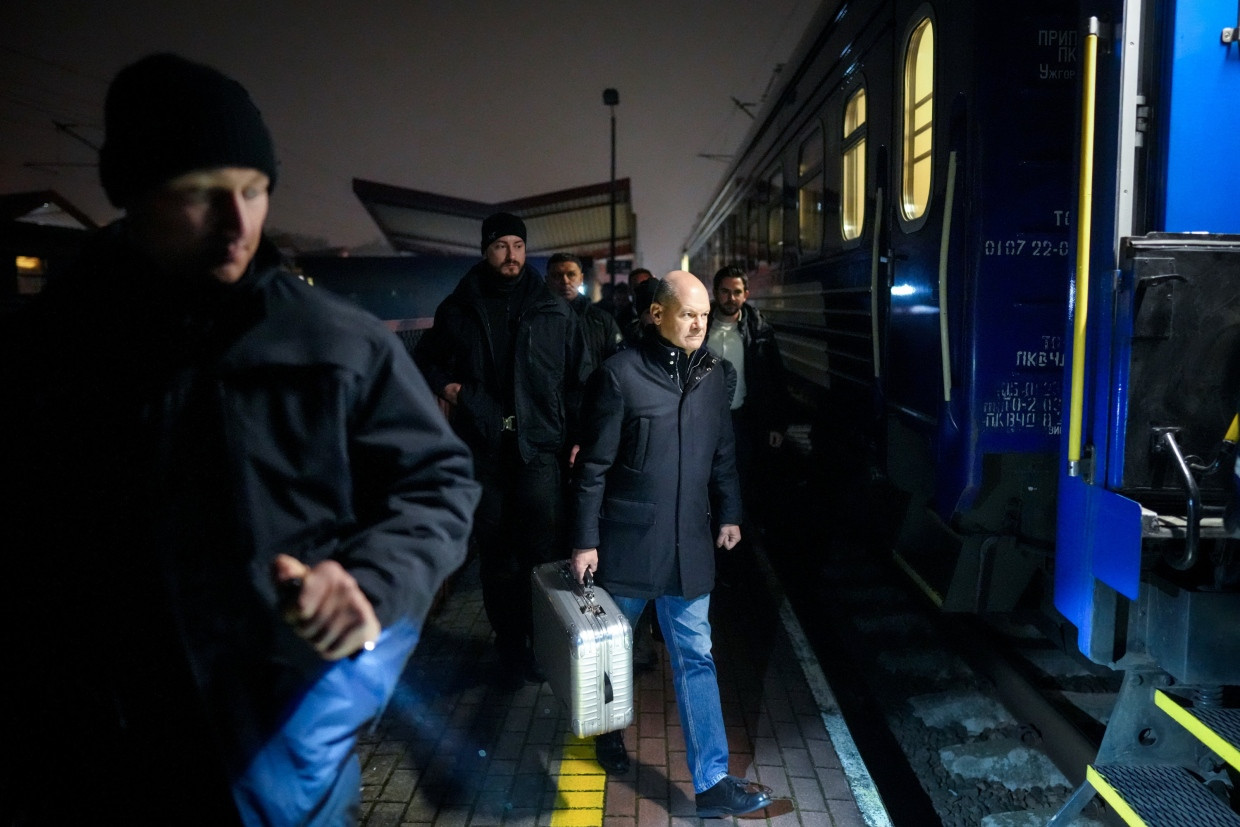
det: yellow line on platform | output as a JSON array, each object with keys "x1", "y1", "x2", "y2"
[{"x1": 550, "y1": 734, "x2": 606, "y2": 827}]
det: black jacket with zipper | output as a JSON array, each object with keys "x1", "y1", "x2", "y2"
[
  {"x1": 572, "y1": 335, "x2": 741, "y2": 600},
  {"x1": 1, "y1": 223, "x2": 480, "y2": 818},
  {"x1": 414, "y1": 261, "x2": 592, "y2": 462},
  {"x1": 705, "y1": 302, "x2": 790, "y2": 435}
]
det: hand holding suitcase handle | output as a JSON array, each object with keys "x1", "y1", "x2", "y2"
[
  {"x1": 570, "y1": 547, "x2": 598, "y2": 587},
  {"x1": 563, "y1": 560, "x2": 607, "y2": 617}
]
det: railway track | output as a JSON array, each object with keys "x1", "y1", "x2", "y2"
[{"x1": 760, "y1": 438, "x2": 1121, "y2": 826}]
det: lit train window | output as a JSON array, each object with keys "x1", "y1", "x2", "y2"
[
  {"x1": 901, "y1": 17, "x2": 934, "y2": 221},
  {"x1": 842, "y1": 87, "x2": 867, "y2": 241},
  {"x1": 767, "y1": 169, "x2": 783, "y2": 263},
  {"x1": 798, "y1": 127, "x2": 824, "y2": 255}
]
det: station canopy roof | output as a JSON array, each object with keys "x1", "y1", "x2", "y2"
[
  {"x1": 1, "y1": 190, "x2": 97, "y2": 230},
  {"x1": 352, "y1": 177, "x2": 635, "y2": 258}
]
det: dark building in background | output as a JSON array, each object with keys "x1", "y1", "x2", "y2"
[{"x1": 1, "y1": 191, "x2": 95, "y2": 312}]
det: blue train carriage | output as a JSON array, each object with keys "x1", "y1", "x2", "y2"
[
  {"x1": 683, "y1": 0, "x2": 1079, "y2": 613},
  {"x1": 1050, "y1": 0, "x2": 1240, "y2": 821}
]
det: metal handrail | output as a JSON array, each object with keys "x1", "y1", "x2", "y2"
[
  {"x1": 1154, "y1": 428, "x2": 1200, "y2": 571},
  {"x1": 871, "y1": 188, "x2": 885, "y2": 378},
  {"x1": 939, "y1": 151, "x2": 958, "y2": 402},
  {"x1": 1068, "y1": 18, "x2": 1100, "y2": 477}
]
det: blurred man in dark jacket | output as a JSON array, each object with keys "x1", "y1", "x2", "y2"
[
  {"x1": 546, "y1": 252, "x2": 623, "y2": 368},
  {"x1": 415, "y1": 214, "x2": 592, "y2": 687},
  {"x1": 620, "y1": 269, "x2": 657, "y2": 347},
  {"x1": 1, "y1": 53, "x2": 479, "y2": 826},
  {"x1": 570, "y1": 270, "x2": 774, "y2": 818}
]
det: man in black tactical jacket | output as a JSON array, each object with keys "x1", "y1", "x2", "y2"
[
  {"x1": 546, "y1": 251, "x2": 623, "y2": 368},
  {"x1": 415, "y1": 214, "x2": 593, "y2": 686},
  {"x1": 1, "y1": 53, "x2": 479, "y2": 826}
]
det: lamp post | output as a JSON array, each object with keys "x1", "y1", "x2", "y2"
[{"x1": 603, "y1": 88, "x2": 619, "y2": 282}]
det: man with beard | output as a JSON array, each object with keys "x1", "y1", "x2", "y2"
[
  {"x1": 415, "y1": 214, "x2": 592, "y2": 687},
  {"x1": 705, "y1": 265, "x2": 790, "y2": 523}
]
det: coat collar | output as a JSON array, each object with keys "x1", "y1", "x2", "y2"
[{"x1": 642, "y1": 334, "x2": 720, "y2": 393}]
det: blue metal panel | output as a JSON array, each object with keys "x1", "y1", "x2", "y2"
[
  {"x1": 1055, "y1": 474, "x2": 1143, "y2": 654},
  {"x1": 1162, "y1": 0, "x2": 1240, "y2": 232},
  {"x1": 1055, "y1": 475, "x2": 1094, "y2": 639},
  {"x1": 1091, "y1": 487, "x2": 1143, "y2": 599}
]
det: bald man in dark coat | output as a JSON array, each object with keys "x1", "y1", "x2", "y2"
[{"x1": 570, "y1": 270, "x2": 774, "y2": 818}]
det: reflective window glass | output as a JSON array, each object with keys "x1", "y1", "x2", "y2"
[
  {"x1": 767, "y1": 170, "x2": 783, "y2": 262},
  {"x1": 842, "y1": 87, "x2": 867, "y2": 240},
  {"x1": 798, "y1": 129, "x2": 824, "y2": 255},
  {"x1": 902, "y1": 18, "x2": 934, "y2": 220}
]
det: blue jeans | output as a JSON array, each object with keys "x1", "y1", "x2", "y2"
[
  {"x1": 231, "y1": 617, "x2": 421, "y2": 826},
  {"x1": 611, "y1": 594, "x2": 729, "y2": 793}
]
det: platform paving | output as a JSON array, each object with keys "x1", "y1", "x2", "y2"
[{"x1": 355, "y1": 546, "x2": 876, "y2": 827}]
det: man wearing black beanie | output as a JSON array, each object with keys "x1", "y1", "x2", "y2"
[
  {"x1": 415, "y1": 213, "x2": 593, "y2": 689},
  {"x1": 1, "y1": 53, "x2": 480, "y2": 825}
]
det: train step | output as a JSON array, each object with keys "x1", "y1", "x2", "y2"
[
  {"x1": 1155, "y1": 689, "x2": 1240, "y2": 773},
  {"x1": 1085, "y1": 764, "x2": 1240, "y2": 826},
  {"x1": 1049, "y1": 685, "x2": 1240, "y2": 826}
]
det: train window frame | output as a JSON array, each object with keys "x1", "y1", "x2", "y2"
[
  {"x1": 797, "y1": 123, "x2": 825, "y2": 258},
  {"x1": 841, "y1": 84, "x2": 867, "y2": 243},
  {"x1": 899, "y1": 10, "x2": 935, "y2": 229}
]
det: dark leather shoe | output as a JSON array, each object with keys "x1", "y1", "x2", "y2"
[
  {"x1": 594, "y1": 730, "x2": 630, "y2": 775},
  {"x1": 695, "y1": 776, "x2": 773, "y2": 818}
]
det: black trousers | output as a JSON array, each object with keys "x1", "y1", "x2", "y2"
[{"x1": 473, "y1": 439, "x2": 562, "y2": 659}]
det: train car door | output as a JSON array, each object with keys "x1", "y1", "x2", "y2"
[
  {"x1": 881, "y1": 3, "x2": 949, "y2": 513},
  {"x1": 884, "y1": 0, "x2": 1082, "y2": 608}
]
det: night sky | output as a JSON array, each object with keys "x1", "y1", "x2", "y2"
[{"x1": 1, "y1": 1, "x2": 818, "y2": 272}]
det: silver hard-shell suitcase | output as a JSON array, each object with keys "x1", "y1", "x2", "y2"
[{"x1": 531, "y1": 561, "x2": 634, "y2": 737}]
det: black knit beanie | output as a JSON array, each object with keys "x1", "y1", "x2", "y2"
[
  {"x1": 99, "y1": 53, "x2": 278, "y2": 208},
  {"x1": 480, "y1": 212, "x2": 527, "y2": 252}
]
